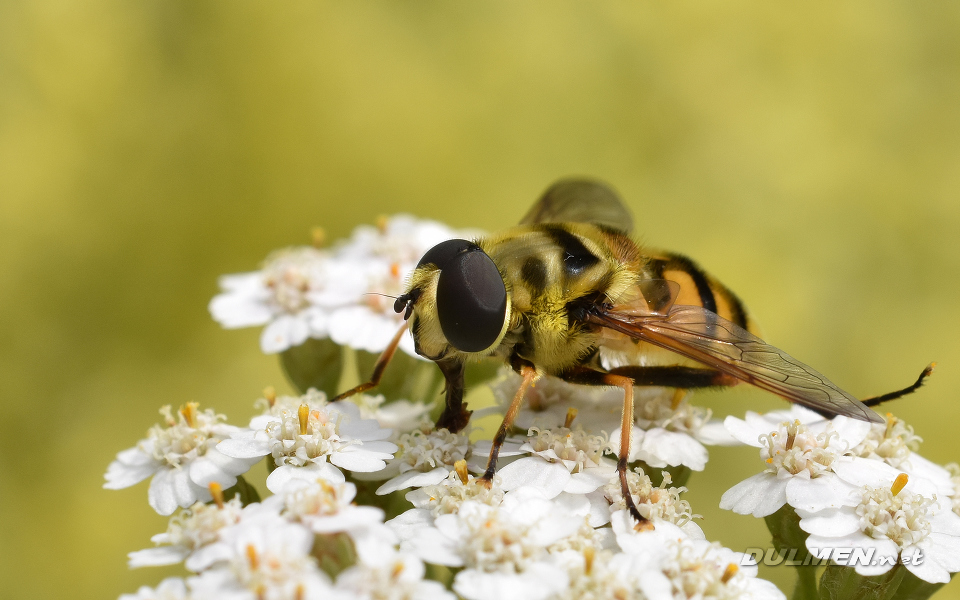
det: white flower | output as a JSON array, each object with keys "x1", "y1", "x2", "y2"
[
  {"x1": 334, "y1": 539, "x2": 455, "y2": 600},
  {"x1": 119, "y1": 578, "x2": 191, "y2": 600},
  {"x1": 496, "y1": 423, "x2": 617, "y2": 500},
  {"x1": 799, "y1": 460, "x2": 960, "y2": 583},
  {"x1": 185, "y1": 512, "x2": 332, "y2": 599},
  {"x1": 719, "y1": 407, "x2": 871, "y2": 517},
  {"x1": 265, "y1": 478, "x2": 387, "y2": 537},
  {"x1": 375, "y1": 427, "x2": 473, "y2": 495},
  {"x1": 325, "y1": 215, "x2": 468, "y2": 358},
  {"x1": 611, "y1": 514, "x2": 785, "y2": 600},
  {"x1": 352, "y1": 393, "x2": 433, "y2": 437},
  {"x1": 210, "y1": 215, "x2": 469, "y2": 357},
  {"x1": 209, "y1": 247, "x2": 342, "y2": 354},
  {"x1": 851, "y1": 412, "x2": 954, "y2": 497},
  {"x1": 548, "y1": 548, "x2": 645, "y2": 600},
  {"x1": 601, "y1": 468, "x2": 702, "y2": 535},
  {"x1": 399, "y1": 488, "x2": 579, "y2": 600},
  {"x1": 104, "y1": 403, "x2": 260, "y2": 515},
  {"x1": 217, "y1": 399, "x2": 397, "y2": 493},
  {"x1": 128, "y1": 492, "x2": 245, "y2": 570},
  {"x1": 403, "y1": 465, "x2": 507, "y2": 518},
  {"x1": 492, "y1": 372, "x2": 730, "y2": 473}
]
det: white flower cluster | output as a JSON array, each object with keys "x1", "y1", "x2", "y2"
[
  {"x1": 208, "y1": 215, "x2": 472, "y2": 356},
  {"x1": 108, "y1": 382, "x2": 786, "y2": 600},
  {"x1": 109, "y1": 215, "x2": 960, "y2": 598},
  {"x1": 720, "y1": 407, "x2": 960, "y2": 583}
]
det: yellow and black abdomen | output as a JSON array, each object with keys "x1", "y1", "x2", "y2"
[{"x1": 645, "y1": 251, "x2": 759, "y2": 335}]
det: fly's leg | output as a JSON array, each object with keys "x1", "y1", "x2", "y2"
[
  {"x1": 435, "y1": 359, "x2": 470, "y2": 433},
  {"x1": 861, "y1": 363, "x2": 935, "y2": 408},
  {"x1": 479, "y1": 363, "x2": 537, "y2": 485},
  {"x1": 331, "y1": 322, "x2": 408, "y2": 402},
  {"x1": 562, "y1": 364, "x2": 737, "y2": 530}
]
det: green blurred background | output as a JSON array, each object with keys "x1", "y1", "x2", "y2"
[{"x1": 3, "y1": 1, "x2": 960, "y2": 597}]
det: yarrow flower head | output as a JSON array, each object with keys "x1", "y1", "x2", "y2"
[
  {"x1": 798, "y1": 458, "x2": 960, "y2": 583},
  {"x1": 375, "y1": 427, "x2": 473, "y2": 495},
  {"x1": 209, "y1": 215, "x2": 471, "y2": 357},
  {"x1": 187, "y1": 512, "x2": 333, "y2": 600},
  {"x1": 492, "y1": 371, "x2": 731, "y2": 473},
  {"x1": 128, "y1": 483, "x2": 245, "y2": 571},
  {"x1": 397, "y1": 488, "x2": 580, "y2": 600},
  {"x1": 611, "y1": 515, "x2": 784, "y2": 600},
  {"x1": 850, "y1": 412, "x2": 955, "y2": 497},
  {"x1": 404, "y1": 461, "x2": 506, "y2": 517},
  {"x1": 104, "y1": 403, "x2": 260, "y2": 515},
  {"x1": 496, "y1": 419, "x2": 617, "y2": 500},
  {"x1": 602, "y1": 468, "x2": 701, "y2": 535},
  {"x1": 720, "y1": 406, "x2": 871, "y2": 517},
  {"x1": 217, "y1": 395, "x2": 397, "y2": 493}
]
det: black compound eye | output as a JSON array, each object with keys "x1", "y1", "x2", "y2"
[
  {"x1": 432, "y1": 244, "x2": 507, "y2": 353},
  {"x1": 416, "y1": 238, "x2": 477, "y2": 270}
]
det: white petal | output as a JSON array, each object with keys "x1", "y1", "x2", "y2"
[
  {"x1": 266, "y1": 463, "x2": 343, "y2": 493},
  {"x1": 696, "y1": 421, "x2": 742, "y2": 446},
  {"x1": 724, "y1": 415, "x2": 765, "y2": 447},
  {"x1": 719, "y1": 472, "x2": 788, "y2": 517},
  {"x1": 376, "y1": 467, "x2": 450, "y2": 495},
  {"x1": 829, "y1": 416, "x2": 871, "y2": 448},
  {"x1": 330, "y1": 448, "x2": 388, "y2": 472},
  {"x1": 637, "y1": 428, "x2": 708, "y2": 471},
  {"x1": 208, "y1": 291, "x2": 272, "y2": 328},
  {"x1": 148, "y1": 467, "x2": 206, "y2": 516},
  {"x1": 260, "y1": 314, "x2": 311, "y2": 354},
  {"x1": 127, "y1": 546, "x2": 190, "y2": 568},
  {"x1": 905, "y1": 548, "x2": 951, "y2": 584},
  {"x1": 921, "y1": 532, "x2": 960, "y2": 572},
  {"x1": 797, "y1": 508, "x2": 860, "y2": 536},
  {"x1": 104, "y1": 449, "x2": 160, "y2": 489},
  {"x1": 215, "y1": 438, "x2": 271, "y2": 459},
  {"x1": 785, "y1": 473, "x2": 858, "y2": 511},
  {"x1": 454, "y1": 564, "x2": 568, "y2": 600},
  {"x1": 387, "y1": 508, "x2": 435, "y2": 542},
  {"x1": 831, "y1": 457, "x2": 900, "y2": 488},
  {"x1": 564, "y1": 468, "x2": 615, "y2": 495},
  {"x1": 496, "y1": 457, "x2": 570, "y2": 499}
]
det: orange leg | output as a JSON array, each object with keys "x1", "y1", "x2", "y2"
[
  {"x1": 331, "y1": 321, "x2": 408, "y2": 402},
  {"x1": 480, "y1": 364, "x2": 537, "y2": 484}
]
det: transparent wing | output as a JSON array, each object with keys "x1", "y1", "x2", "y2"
[
  {"x1": 519, "y1": 178, "x2": 634, "y2": 233},
  {"x1": 589, "y1": 304, "x2": 883, "y2": 423}
]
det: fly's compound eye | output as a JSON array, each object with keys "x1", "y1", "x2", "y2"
[{"x1": 426, "y1": 240, "x2": 507, "y2": 353}]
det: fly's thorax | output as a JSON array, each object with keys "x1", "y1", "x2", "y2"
[{"x1": 474, "y1": 224, "x2": 642, "y2": 373}]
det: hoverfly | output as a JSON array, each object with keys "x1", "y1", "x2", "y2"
[{"x1": 335, "y1": 179, "x2": 931, "y2": 528}]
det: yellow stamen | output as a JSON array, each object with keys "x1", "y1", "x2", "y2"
[
  {"x1": 209, "y1": 482, "x2": 224, "y2": 509},
  {"x1": 295, "y1": 583, "x2": 305, "y2": 600},
  {"x1": 392, "y1": 561, "x2": 405, "y2": 578},
  {"x1": 390, "y1": 262, "x2": 401, "y2": 279},
  {"x1": 246, "y1": 544, "x2": 259, "y2": 569},
  {"x1": 263, "y1": 386, "x2": 277, "y2": 407},
  {"x1": 891, "y1": 473, "x2": 909, "y2": 496},
  {"x1": 721, "y1": 563, "x2": 738, "y2": 583},
  {"x1": 376, "y1": 214, "x2": 389, "y2": 234},
  {"x1": 299, "y1": 404, "x2": 310, "y2": 436},
  {"x1": 180, "y1": 402, "x2": 199, "y2": 428},
  {"x1": 583, "y1": 546, "x2": 595, "y2": 575},
  {"x1": 310, "y1": 227, "x2": 326, "y2": 248},
  {"x1": 454, "y1": 459, "x2": 469, "y2": 484},
  {"x1": 564, "y1": 408, "x2": 578, "y2": 429},
  {"x1": 671, "y1": 389, "x2": 686, "y2": 411}
]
